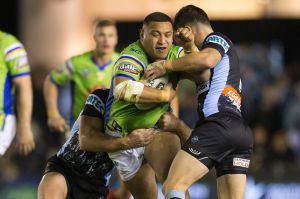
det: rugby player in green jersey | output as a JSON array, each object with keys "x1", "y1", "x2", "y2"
[
  {"x1": 105, "y1": 12, "x2": 190, "y2": 199},
  {"x1": 44, "y1": 20, "x2": 119, "y2": 133},
  {"x1": 0, "y1": 31, "x2": 35, "y2": 156}
]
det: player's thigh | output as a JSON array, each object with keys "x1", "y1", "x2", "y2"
[
  {"x1": 144, "y1": 132, "x2": 181, "y2": 183},
  {"x1": 0, "y1": 115, "x2": 16, "y2": 156},
  {"x1": 124, "y1": 162, "x2": 157, "y2": 199},
  {"x1": 38, "y1": 172, "x2": 68, "y2": 199},
  {"x1": 163, "y1": 150, "x2": 209, "y2": 193},
  {"x1": 217, "y1": 174, "x2": 246, "y2": 199}
]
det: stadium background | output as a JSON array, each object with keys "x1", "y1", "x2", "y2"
[{"x1": 0, "y1": 0, "x2": 300, "y2": 198}]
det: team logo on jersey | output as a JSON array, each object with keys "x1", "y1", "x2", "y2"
[
  {"x1": 191, "y1": 136, "x2": 199, "y2": 143},
  {"x1": 233, "y1": 158, "x2": 250, "y2": 168},
  {"x1": 206, "y1": 35, "x2": 230, "y2": 53},
  {"x1": 222, "y1": 85, "x2": 241, "y2": 110},
  {"x1": 97, "y1": 72, "x2": 105, "y2": 80},
  {"x1": 16, "y1": 57, "x2": 29, "y2": 69},
  {"x1": 189, "y1": 147, "x2": 201, "y2": 155},
  {"x1": 82, "y1": 68, "x2": 90, "y2": 78},
  {"x1": 119, "y1": 63, "x2": 139, "y2": 75},
  {"x1": 197, "y1": 81, "x2": 210, "y2": 96}
]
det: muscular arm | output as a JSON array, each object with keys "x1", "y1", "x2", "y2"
[
  {"x1": 114, "y1": 76, "x2": 175, "y2": 103},
  {"x1": 168, "y1": 48, "x2": 221, "y2": 72},
  {"x1": 43, "y1": 75, "x2": 68, "y2": 132},
  {"x1": 79, "y1": 115, "x2": 155, "y2": 152},
  {"x1": 159, "y1": 113, "x2": 192, "y2": 145},
  {"x1": 13, "y1": 75, "x2": 35, "y2": 155},
  {"x1": 43, "y1": 75, "x2": 60, "y2": 117}
]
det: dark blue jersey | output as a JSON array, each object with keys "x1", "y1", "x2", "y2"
[
  {"x1": 197, "y1": 32, "x2": 242, "y2": 120},
  {"x1": 57, "y1": 89, "x2": 114, "y2": 184}
]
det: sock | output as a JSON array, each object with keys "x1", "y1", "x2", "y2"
[{"x1": 165, "y1": 189, "x2": 185, "y2": 199}]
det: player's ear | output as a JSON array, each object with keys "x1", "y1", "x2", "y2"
[{"x1": 139, "y1": 28, "x2": 145, "y2": 41}]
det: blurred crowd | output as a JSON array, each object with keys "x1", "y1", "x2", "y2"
[{"x1": 0, "y1": 41, "x2": 299, "y2": 198}]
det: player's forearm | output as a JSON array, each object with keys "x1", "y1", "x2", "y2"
[
  {"x1": 43, "y1": 75, "x2": 60, "y2": 118},
  {"x1": 15, "y1": 76, "x2": 33, "y2": 129},
  {"x1": 79, "y1": 129, "x2": 131, "y2": 152},
  {"x1": 175, "y1": 120, "x2": 192, "y2": 144},
  {"x1": 166, "y1": 48, "x2": 220, "y2": 73},
  {"x1": 137, "y1": 86, "x2": 172, "y2": 103}
]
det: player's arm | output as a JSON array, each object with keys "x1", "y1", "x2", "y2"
[
  {"x1": 79, "y1": 116, "x2": 155, "y2": 152},
  {"x1": 112, "y1": 58, "x2": 175, "y2": 104},
  {"x1": 4, "y1": 35, "x2": 35, "y2": 155},
  {"x1": 13, "y1": 75, "x2": 35, "y2": 155},
  {"x1": 159, "y1": 112, "x2": 192, "y2": 145},
  {"x1": 79, "y1": 90, "x2": 155, "y2": 152},
  {"x1": 43, "y1": 61, "x2": 72, "y2": 132},
  {"x1": 114, "y1": 76, "x2": 175, "y2": 104}
]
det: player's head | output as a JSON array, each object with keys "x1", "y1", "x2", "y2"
[
  {"x1": 94, "y1": 20, "x2": 118, "y2": 55},
  {"x1": 174, "y1": 5, "x2": 212, "y2": 46},
  {"x1": 140, "y1": 12, "x2": 173, "y2": 60}
]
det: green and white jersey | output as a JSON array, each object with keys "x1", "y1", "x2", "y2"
[
  {"x1": 105, "y1": 40, "x2": 184, "y2": 136},
  {"x1": 50, "y1": 51, "x2": 119, "y2": 122},
  {"x1": 0, "y1": 31, "x2": 31, "y2": 128}
]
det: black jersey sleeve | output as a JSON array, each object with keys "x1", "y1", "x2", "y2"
[
  {"x1": 202, "y1": 32, "x2": 232, "y2": 57},
  {"x1": 81, "y1": 89, "x2": 109, "y2": 120}
]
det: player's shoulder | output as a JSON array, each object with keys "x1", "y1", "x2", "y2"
[
  {"x1": 167, "y1": 44, "x2": 184, "y2": 60},
  {"x1": 204, "y1": 32, "x2": 233, "y2": 47},
  {"x1": 121, "y1": 41, "x2": 147, "y2": 60},
  {"x1": 88, "y1": 89, "x2": 110, "y2": 104},
  {"x1": 69, "y1": 50, "x2": 93, "y2": 62},
  {"x1": 0, "y1": 31, "x2": 23, "y2": 51}
]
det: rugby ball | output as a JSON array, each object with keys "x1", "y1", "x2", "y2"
[{"x1": 135, "y1": 75, "x2": 170, "y2": 110}]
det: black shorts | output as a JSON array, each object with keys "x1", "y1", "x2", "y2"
[
  {"x1": 182, "y1": 112, "x2": 253, "y2": 177},
  {"x1": 44, "y1": 155, "x2": 108, "y2": 199}
]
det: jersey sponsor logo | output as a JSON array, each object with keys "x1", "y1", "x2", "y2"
[
  {"x1": 16, "y1": 57, "x2": 29, "y2": 69},
  {"x1": 197, "y1": 81, "x2": 210, "y2": 96},
  {"x1": 85, "y1": 94, "x2": 105, "y2": 115},
  {"x1": 130, "y1": 48, "x2": 142, "y2": 54},
  {"x1": 189, "y1": 147, "x2": 201, "y2": 155},
  {"x1": 206, "y1": 35, "x2": 230, "y2": 53},
  {"x1": 118, "y1": 63, "x2": 139, "y2": 75},
  {"x1": 222, "y1": 85, "x2": 241, "y2": 110},
  {"x1": 112, "y1": 120, "x2": 122, "y2": 132},
  {"x1": 233, "y1": 158, "x2": 250, "y2": 168},
  {"x1": 191, "y1": 136, "x2": 199, "y2": 143}
]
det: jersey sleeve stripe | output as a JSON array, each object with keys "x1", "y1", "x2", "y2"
[
  {"x1": 11, "y1": 72, "x2": 30, "y2": 78},
  {"x1": 112, "y1": 73, "x2": 136, "y2": 81},
  {"x1": 116, "y1": 54, "x2": 145, "y2": 70},
  {"x1": 177, "y1": 47, "x2": 184, "y2": 58},
  {"x1": 4, "y1": 43, "x2": 24, "y2": 54},
  {"x1": 66, "y1": 59, "x2": 75, "y2": 73},
  {"x1": 5, "y1": 48, "x2": 27, "y2": 61}
]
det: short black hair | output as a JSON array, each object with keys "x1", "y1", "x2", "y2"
[
  {"x1": 174, "y1": 5, "x2": 210, "y2": 30},
  {"x1": 143, "y1": 12, "x2": 172, "y2": 25},
  {"x1": 95, "y1": 19, "x2": 116, "y2": 28}
]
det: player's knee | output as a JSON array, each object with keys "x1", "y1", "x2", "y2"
[{"x1": 38, "y1": 173, "x2": 68, "y2": 199}]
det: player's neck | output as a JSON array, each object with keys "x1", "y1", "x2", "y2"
[{"x1": 94, "y1": 51, "x2": 113, "y2": 65}]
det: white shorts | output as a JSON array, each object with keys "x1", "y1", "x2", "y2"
[
  {"x1": 108, "y1": 147, "x2": 145, "y2": 181},
  {"x1": 0, "y1": 114, "x2": 16, "y2": 156},
  {"x1": 106, "y1": 129, "x2": 145, "y2": 181}
]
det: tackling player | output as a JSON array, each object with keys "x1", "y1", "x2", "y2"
[
  {"x1": 38, "y1": 89, "x2": 155, "y2": 199},
  {"x1": 44, "y1": 20, "x2": 119, "y2": 132},
  {"x1": 145, "y1": 5, "x2": 253, "y2": 199},
  {"x1": 0, "y1": 31, "x2": 35, "y2": 156},
  {"x1": 105, "y1": 12, "x2": 190, "y2": 199}
]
